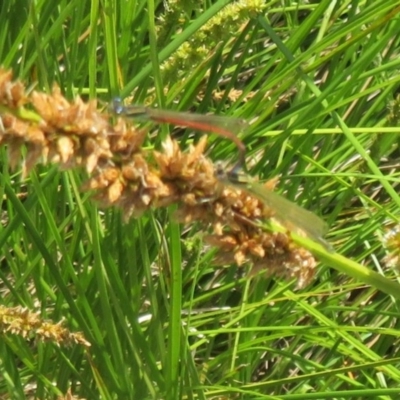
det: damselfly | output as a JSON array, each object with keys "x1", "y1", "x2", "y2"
[
  {"x1": 111, "y1": 98, "x2": 331, "y2": 250},
  {"x1": 111, "y1": 98, "x2": 248, "y2": 171}
]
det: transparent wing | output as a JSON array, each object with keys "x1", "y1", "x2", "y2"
[
  {"x1": 216, "y1": 165, "x2": 331, "y2": 250},
  {"x1": 243, "y1": 181, "x2": 328, "y2": 239}
]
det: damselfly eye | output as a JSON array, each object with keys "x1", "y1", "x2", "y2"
[
  {"x1": 214, "y1": 161, "x2": 226, "y2": 179},
  {"x1": 110, "y1": 97, "x2": 124, "y2": 114}
]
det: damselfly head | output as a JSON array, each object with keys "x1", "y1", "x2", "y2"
[
  {"x1": 110, "y1": 97, "x2": 124, "y2": 114},
  {"x1": 214, "y1": 161, "x2": 226, "y2": 179},
  {"x1": 214, "y1": 161, "x2": 251, "y2": 189}
]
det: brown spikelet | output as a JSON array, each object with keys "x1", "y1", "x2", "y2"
[
  {"x1": 0, "y1": 69, "x2": 27, "y2": 107},
  {"x1": 0, "y1": 305, "x2": 90, "y2": 347},
  {"x1": 57, "y1": 388, "x2": 85, "y2": 400}
]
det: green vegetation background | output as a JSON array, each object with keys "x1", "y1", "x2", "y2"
[{"x1": 1, "y1": 0, "x2": 400, "y2": 399}]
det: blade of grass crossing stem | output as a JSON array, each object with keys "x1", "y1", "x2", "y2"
[{"x1": 166, "y1": 205, "x2": 182, "y2": 398}]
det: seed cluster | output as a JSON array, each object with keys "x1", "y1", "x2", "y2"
[
  {"x1": 0, "y1": 305, "x2": 90, "y2": 347},
  {"x1": 0, "y1": 68, "x2": 316, "y2": 290}
]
